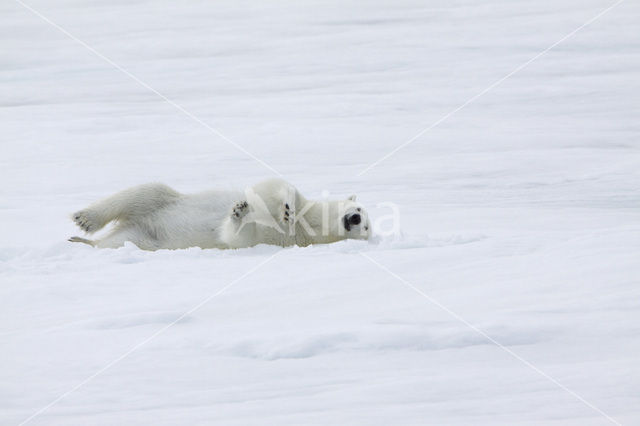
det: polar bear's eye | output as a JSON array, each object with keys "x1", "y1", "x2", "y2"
[{"x1": 356, "y1": 208, "x2": 361, "y2": 212}]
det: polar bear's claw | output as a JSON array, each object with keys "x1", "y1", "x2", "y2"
[
  {"x1": 72, "y1": 210, "x2": 101, "y2": 233},
  {"x1": 282, "y1": 202, "x2": 294, "y2": 224},
  {"x1": 231, "y1": 201, "x2": 249, "y2": 220}
]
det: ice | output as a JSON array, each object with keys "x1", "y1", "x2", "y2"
[{"x1": 2, "y1": 0, "x2": 639, "y2": 425}]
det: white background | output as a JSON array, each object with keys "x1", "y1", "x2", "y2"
[{"x1": 1, "y1": 0, "x2": 639, "y2": 424}]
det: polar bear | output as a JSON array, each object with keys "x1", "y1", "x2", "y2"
[{"x1": 69, "y1": 178, "x2": 370, "y2": 250}]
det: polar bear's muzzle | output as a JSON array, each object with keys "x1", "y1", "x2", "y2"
[{"x1": 342, "y1": 213, "x2": 361, "y2": 231}]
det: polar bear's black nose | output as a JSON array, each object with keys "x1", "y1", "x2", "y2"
[{"x1": 349, "y1": 213, "x2": 361, "y2": 225}]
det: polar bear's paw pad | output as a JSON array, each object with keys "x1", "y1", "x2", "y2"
[
  {"x1": 231, "y1": 201, "x2": 249, "y2": 220},
  {"x1": 72, "y1": 210, "x2": 101, "y2": 233}
]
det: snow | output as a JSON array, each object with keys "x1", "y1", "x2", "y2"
[{"x1": 1, "y1": 0, "x2": 639, "y2": 424}]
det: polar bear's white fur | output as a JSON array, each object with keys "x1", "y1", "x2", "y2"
[{"x1": 69, "y1": 178, "x2": 370, "y2": 250}]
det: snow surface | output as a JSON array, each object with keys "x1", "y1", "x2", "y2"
[{"x1": 2, "y1": 0, "x2": 639, "y2": 424}]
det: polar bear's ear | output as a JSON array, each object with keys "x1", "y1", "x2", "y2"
[{"x1": 347, "y1": 194, "x2": 357, "y2": 201}]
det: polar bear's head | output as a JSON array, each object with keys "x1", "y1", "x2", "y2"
[{"x1": 340, "y1": 195, "x2": 371, "y2": 240}]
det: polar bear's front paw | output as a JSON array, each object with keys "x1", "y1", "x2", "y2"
[
  {"x1": 281, "y1": 202, "x2": 294, "y2": 224},
  {"x1": 231, "y1": 201, "x2": 249, "y2": 220},
  {"x1": 72, "y1": 210, "x2": 101, "y2": 233}
]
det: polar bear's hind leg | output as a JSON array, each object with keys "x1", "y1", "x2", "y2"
[
  {"x1": 72, "y1": 209, "x2": 103, "y2": 233},
  {"x1": 71, "y1": 183, "x2": 181, "y2": 234},
  {"x1": 68, "y1": 236, "x2": 95, "y2": 246}
]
